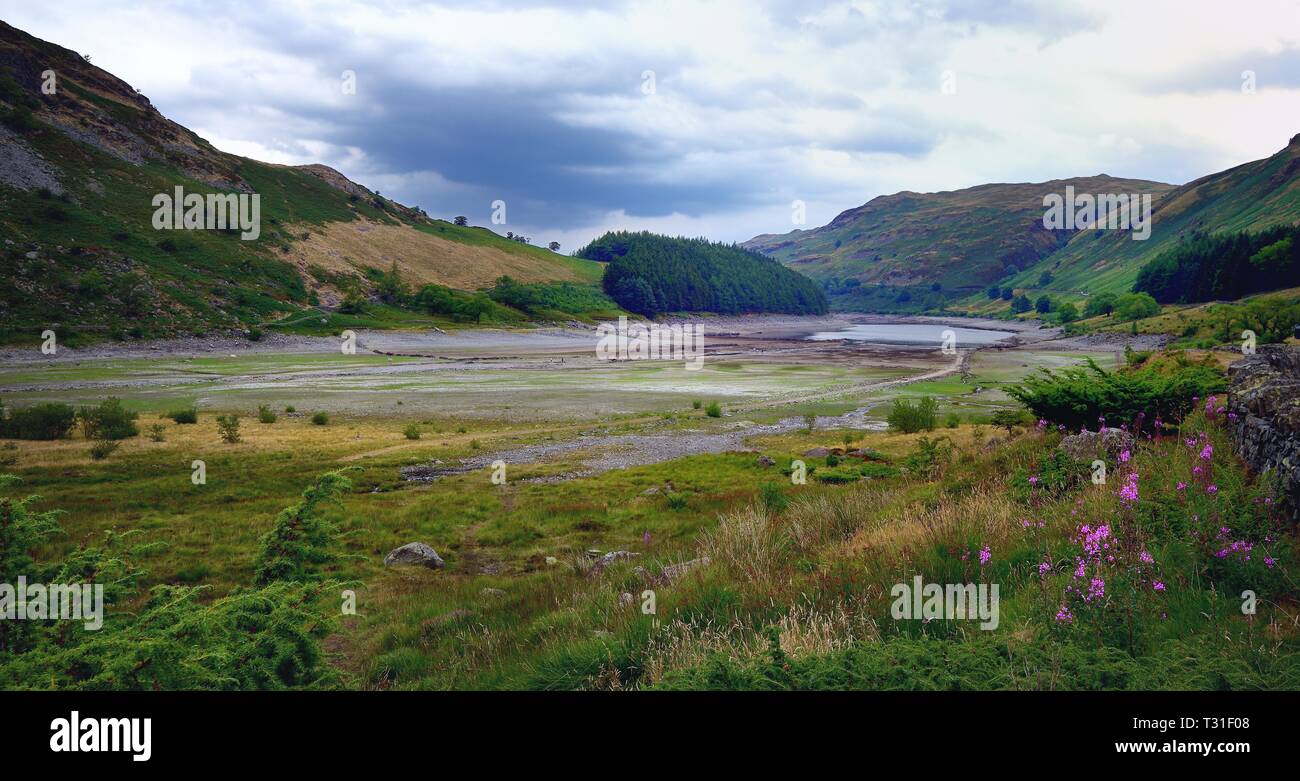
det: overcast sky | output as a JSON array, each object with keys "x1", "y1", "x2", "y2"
[{"x1": 6, "y1": 0, "x2": 1300, "y2": 250}]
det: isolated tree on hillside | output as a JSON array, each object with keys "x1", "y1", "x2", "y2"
[
  {"x1": 548, "y1": 241, "x2": 561, "y2": 252},
  {"x1": 453, "y1": 216, "x2": 467, "y2": 226}
]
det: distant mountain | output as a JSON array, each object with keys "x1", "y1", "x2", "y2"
[
  {"x1": 745, "y1": 134, "x2": 1300, "y2": 313},
  {"x1": 0, "y1": 21, "x2": 600, "y2": 341},
  {"x1": 1016, "y1": 133, "x2": 1300, "y2": 298},
  {"x1": 742, "y1": 176, "x2": 1172, "y2": 308},
  {"x1": 576, "y1": 231, "x2": 827, "y2": 316}
]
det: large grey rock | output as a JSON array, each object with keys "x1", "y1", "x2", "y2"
[
  {"x1": 1058, "y1": 427, "x2": 1134, "y2": 463},
  {"x1": 1229, "y1": 345, "x2": 1300, "y2": 519},
  {"x1": 384, "y1": 542, "x2": 445, "y2": 569}
]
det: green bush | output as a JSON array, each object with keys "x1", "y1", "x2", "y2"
[
  {"x1": 311, "y1": 412, "x2": 330, "y2": 426},
  {"x1": 167, "y1": 407, "x2": 199, "y2": 424},
  {"x1": 1006, "y1": 356, "x2": 1226, "y2": 429},
  {"x1": 88, "y1": 439, "x2": 120, "y2": 460},
  {"x1": 404, "y1": 424, "x2": 421, "y2": 440},
  {"x1": 886, "y1": 397, "x2": 937, "y2": 433},
  {"x1": 78, "y1": 397, "x2": 139, "y2": 440},
  {"x1": 0, "y1": 402, "x2": 77, "y2": 440},
  {"x1": 147, "y1": 423, "x2": 167, "y2": 442},
  {"x1": 216, "y1": 415, "x2": 242, "y2": 443},
  {"x1": 705, "y1": 402, "x2": 722, "y2": 418},
  {"x1": 257, "y1": 405, "x2": 278, "y2": 424}
]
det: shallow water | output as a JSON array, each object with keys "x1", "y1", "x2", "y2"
[{"x1": 807, "y1": 323, "x2": 1014, "y2": 346}]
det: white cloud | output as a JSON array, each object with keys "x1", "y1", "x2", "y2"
[{"x1": 6, "y1": 0, "x2": 1299, "y2": 247}]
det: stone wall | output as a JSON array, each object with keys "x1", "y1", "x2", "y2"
[{"x1": 1228, "y1": 345, "x2": 1300, "y2": 520}]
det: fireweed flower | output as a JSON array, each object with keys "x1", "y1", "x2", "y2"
[
  {"x1": 1118, "y1": 473, "x2": 1139, "y2": 504},
  {"x1": 1028, "y1": 475, "x2": 1039, "y2": 485},
  {"x1": 1265, "y1": 556, "x2": 1276, "y2": 569},
  {"x1": 1038, "y1": 560, "x2": 1052, "y2": 575},
  {"x1": 979, "y1": 545, "x2": 991, "y2": 566},
  {"x1": 1152, "y1": 581, "x2": 1166, "y2": 592},
  {"x1": 1139, "y1": 550, "x2": 1154, "y2": 564},
  {"x1": 1207, "y1": 484, "x2": 1218, "y2": 494},
  {"x1": 1055, "y1": 605, "x2": 1074, "y2": 623},
  {"x1": 1119, "y1": 449, "x2": 1130, "y2": 463},
  {"x1": 1200, "y1": 443, "x2": 1213, "y2": 460},
  {"x1": 1176, "y1": 482, "x2": 1187, "y2": 491},
  {"x1": 1086, "y1": 577, "x2": 1105, "y2": 601}
]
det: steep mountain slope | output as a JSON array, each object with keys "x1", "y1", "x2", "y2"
[
  {"x1": 743, "y1": 176, "x2": 1172, "y2": 301},
  {"x1": 0, "y1": 21, "x2": 600, "y2": 342},
  {"x1": 745, "y1": 134, "x2": 1300, "y2": 313},
  {"x1": 1010, "y1": 133, "x2": 1300, "y2": 297}
]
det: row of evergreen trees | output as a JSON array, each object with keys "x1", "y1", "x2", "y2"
[
  {"x1": 577, "y1": 231, "x2": 828, "y2": 316},
  {"x1": 1133, "y1": 225, "x2": 1300, "y2": 303}
]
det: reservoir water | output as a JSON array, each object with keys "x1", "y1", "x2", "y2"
[{"x1": 807, "y1": 322, "x2": 1014, "y2": 346}]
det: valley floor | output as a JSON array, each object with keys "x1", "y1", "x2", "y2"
[{"x1": 6, "y1": 315, "x2": 1294, "y2": 690}]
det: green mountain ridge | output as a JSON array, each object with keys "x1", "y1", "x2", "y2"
[
  {"x1": 745, "y1": 136, "x2": 1300, "y2": 310},
  {"x1": 0, "y1": 20, "x2": 601, "y2": 343}
]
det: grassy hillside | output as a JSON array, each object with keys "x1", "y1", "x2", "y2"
[
  {"x1": 0, "y1": 20, "x2": 603, "y2": 344},
  {"x1": 742, "y1": 176, "x2": 1171, "y2": 310},
  {"x1": 1006, "y1": 133, "x2": 1300, "y2": 299}
]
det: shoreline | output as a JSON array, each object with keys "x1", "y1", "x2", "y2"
[{"x1": 0, "y1": 311, "x2": 1158, "y2": 366}]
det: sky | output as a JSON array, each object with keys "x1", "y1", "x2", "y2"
[{"x1": 5, "y1": 0, "x2": 1300, "y2": 251}]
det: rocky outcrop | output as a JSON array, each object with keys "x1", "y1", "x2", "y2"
[
  {"x1": 1228, "y1": 345, "x2": 1300, "y2": 519},
  {"x1": 1058, "y1": 428, "x2": 1135, "y2": 463}
]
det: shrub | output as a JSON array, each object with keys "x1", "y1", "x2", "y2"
[
  {"x1": 886, "y1": 396, "x2": 937, "y2": 433},
  {"x1": 216, "y1": 415, "x2": 242, "y2": 443},
  {"x1": 692, "y1": 399, "x2": 703, "y2": 410},
  {"x1": 403, "y1": 424, "x2": 421, "y2": 440},
  {"x1": 1006, "y1": 356, "x2": 1226, "y2": 430},
  {"x1": 257, "y1": 405, "x2": 277, "y2": 424},
  {"x1": 759, "y1": 482, "x2": 788, "y2": 514},
  {"x1": 88, "y1": 438, "x2": 119, "y2": 460},
  {"x1": 705, "y1": 402, "x2": 722, "y2": 418},
  {"x1": 254, "y1": 470, "x2": 354, "y2": 584},
  {"x1": 310, "y1": 412, "x2": 329, "y2": 426},
  {"x1": 0, "y1": 403, "x2": 76, "y2": 440},
  {"x1": 147, "y1": 423, "x2": 167, "y2": 442},
  {"x1": 944, "y1": 412, "x2": 961, "y2": 428},
  {"x1": 991, "y1": 408, "x2": 1030, "y2": 435},
  {"x1": 77, "y1": 397, "x2": 139, "y2": 440},
  {"x1": 167, "y1": 407, "x2": 198, "y2": 424},
  {"x1": 285, "y1": 405, "x2": 296, "y2": 413}
]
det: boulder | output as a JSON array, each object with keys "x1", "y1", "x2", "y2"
[
  {"x1": 802, "y1": 447, "x2": 831, "y2": 458},
  {"x1": 384, "y1": 542, "x2": 445, "y2": 569},
  {"x1": 1057, "y1": 427, "x2": 1134, "y2": 462},
  {"x1": 757, "y1": 455, "x2": 776, "y2": 467}
]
